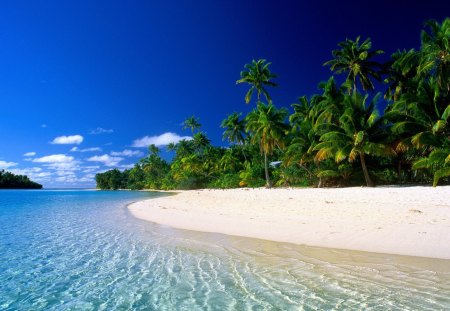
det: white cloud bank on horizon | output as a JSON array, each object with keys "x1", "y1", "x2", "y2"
[
  {"x1": 89, "y1": 127, "x2": 114, "y2": 135},
  {"x1": 132, "y1": 132, "x2": 192, "y2": 147},
  {"x1": 70, "y1": 147, "x2": 102, "y2": 153},
  {"x1": 87, "y1": 154, "x2": 123, "y2": 167},
  {"x1": 51, "y1": 135, "x2": 84, "y2": 145},
  {"x1": 0, "y1": 160, "x2": 18, "y2": 169},
  {"x1": 110, "y1": 149, "x2": 143, "y2": 157},
  {"x1": 23, "y1": 152, "x2": 36, "y2": 157}
]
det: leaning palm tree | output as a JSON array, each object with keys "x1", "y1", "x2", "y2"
[
  {"x1": 236, "y1": 59, "x2": 277, "y2": 104},
  {"x1": 183, "y1": 116, "x2": 201, "y2": 134},
  {"x1": 314, "y1": 91, "x2": 395, "y2": 187},
  {"x1": 324, "y1": 36, "x2": 384, "y2": 93},
  {"x1": 245, "y1": 102, "x2": 289, "y2": 187}
]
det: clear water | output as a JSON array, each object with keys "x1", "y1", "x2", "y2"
[{"x1": 1, "y1": 190, "x2": 449, "y2": 310}]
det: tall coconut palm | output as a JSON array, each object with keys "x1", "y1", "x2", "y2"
[
  {"x1": 245, "y1": 102, "x2": 289, "y2": 187},
  {"x1": 236, "y1": 59, "x2": 277, "y2": 104},
  {"x1": 183, "y1": 116, "x2": 201, "y2": 134},
  {"x1": 314, "y1": 91, "x2": 395, "y2": 187},
  {"x1": 324, "y1": 36, "x2": 384, "y2": 93}
]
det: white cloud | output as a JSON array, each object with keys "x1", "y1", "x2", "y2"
[
  {"x1": 82, "y1": 166, "x2": 100, "y2": 173},
  {"x1": 89, "y1": 127, "x2": 113, "y2": 135},
  {"x1": 32, "y1": 154, "x2": 80, "y2": 172},
  {"x1": 87, "y1": 154, "x2": 123, "y2": 167},
  {"x1": 11, "y1": 167, "x2": 43, "y2": 174},
  {"x1": 70, "y1": 147, "x2": 102, "y2": 153},
  {"x1": 51, "y1": 135, "x2": 84, "y2": 145},
  {"x1": 0, "y1": 160, "x2": 18, "y2": 169},
  {"x1": 132, "y1": 132, "x2": 192, "y2": 147},
  {"x1": 46, "y1": 162, "x2": 80, "y2": 171},
  {"x1": 110, "y1": 149, "x2": 143, "y2": 157},
  {"x1": 33, "y1": 154, "x2": 74, "y2": 163},
  {"x1": 23, "y1": 152, "x2": 36, "y2": 157},
  {"x1": 55, "y1": 175, "x2": 77, "y2": 183},
  {"x1": 9, "y1": 167, "x2": 52, "y2": 183},
  {"x1": 78, "y1": 173, "x2": 97, "y2": 182}
]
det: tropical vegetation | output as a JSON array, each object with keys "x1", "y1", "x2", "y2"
[
  {"x1": 0, "y1": 170, "x2": 43, "y2": 189},
  {"x1": 96, "y1": 18, "x2": 450, "y2": 190}
]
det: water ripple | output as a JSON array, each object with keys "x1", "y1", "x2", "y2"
[{"x1": 0, "y1": 190, "x2": 449, "y2": 310}]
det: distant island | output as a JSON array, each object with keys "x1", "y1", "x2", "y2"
[
  {"x1": 96, "y1": 18, "x2": 450, "y2": 190},
  {"x1": 0, "y1": 170, "x2": 42, "y2": 189}
]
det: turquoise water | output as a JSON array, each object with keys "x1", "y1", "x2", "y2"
[{"x1": 1, "y1": 190, "x2": 450, "y2": 310}]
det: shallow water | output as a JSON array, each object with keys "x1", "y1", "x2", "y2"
[{"x1": 0, "y1": 190, "x2": 449, "y2": 310}]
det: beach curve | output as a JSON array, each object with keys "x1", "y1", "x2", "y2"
[{"x1": 128, "y1": 186, "x2": 450, "y2": 259}]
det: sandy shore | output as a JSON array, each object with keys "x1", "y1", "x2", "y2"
[{"x1": 128, "y1": 186, "x2": 450, "y2": 259}]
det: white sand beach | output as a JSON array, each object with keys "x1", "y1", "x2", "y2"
[{"x1": 129, "y1": 186, "x2": 450, "y2": 259}]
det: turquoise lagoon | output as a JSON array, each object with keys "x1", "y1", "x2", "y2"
[{"x1": 0, "y1": 189, "x2": 449, "y2": 310}]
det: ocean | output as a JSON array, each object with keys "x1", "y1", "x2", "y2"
[{"x1": 1, "y1": 189, "x2": 449, "y2": 310}]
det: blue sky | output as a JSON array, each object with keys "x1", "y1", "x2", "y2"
[{"x1": 1, "y1": 1, "x2": 449, "y2": 188}]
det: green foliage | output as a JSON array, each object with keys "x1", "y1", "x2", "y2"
[
  {"x1": 236, "y1": 59, "x2": 277, "y2": 104},
  {"x1": 0, "y1": 170, "x2": 42, "y2": 189},
  {"x1": 238, "y1": 162, "x2": 266, "y2": 187},
  {"x1": 246, "y1": 102, "x2": 289, "y2": 187},
  {"x1": 96, "y1": 18, "x2": 450, "y2": 190},
  {"x1": 208, "y1": 173, "x2": 241, "y2": 189},
  {"x1": 183, "y1": 116, "x2": 201, "y2": 133},
  {"x1": 324, "y1": 36, "x2": 384, "y2": 92}
]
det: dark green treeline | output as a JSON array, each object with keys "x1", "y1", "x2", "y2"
[{"x1": 0, "y1": 170, "x2": 43, "y2": 189}]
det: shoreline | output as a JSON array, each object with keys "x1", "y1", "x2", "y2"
[{"x1": 128, "y1": 186, "x2": 450, "y2": 259}]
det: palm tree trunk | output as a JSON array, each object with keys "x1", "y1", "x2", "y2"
[
  {"x1": 264, "y1": 152, "x2": 271, "y2": 188},
  {"x1": 360, "y1": 153, "x2": 374, "y2": 187},
  {"x1": 239, "y1": 143, "x2": 248, "y2": 162},
  {"x1": 316, "y1": 162, "x2": 323, "y2": 188}
]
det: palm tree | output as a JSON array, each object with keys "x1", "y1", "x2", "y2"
[
  {"x1": 387, "y1": 78, "x2": 448, "y2": 151},
  {"x1": 314, "y1": 91, "x2": 395, "y2": 187},
  {"x1": 236, "y1": 59, "x2": 277, "y2": 104},
  {"x1": 419, "y1": 18, "x2": 450, "y2": 90},
  {"x1": 413, "y1": 146, "x2": 450, "y2": 186},
  {"x1": 183, "y1": 116, "x2": 201, "y2": 134},
  {"x1": 324, "y1": 36, "x2": 384, "y2": 93},
  {"x1": 221, "y1": 112, "x2": 247, "y2": 161},
  {"x1": 245, "y1": 102, "x2": 289, "y2": 187},
  {"x1": 221, "y1": 112, "x2": 246, "y2": 145},
  {"x1": 285, "y1": 95, "x2": 322, "y2": 183},
  {"x1": 384, "y1": 49, "x2": 421, "y2": 101},
  {"x1": 192, "y1": 132, "x2": 211, "y2": 153}
]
